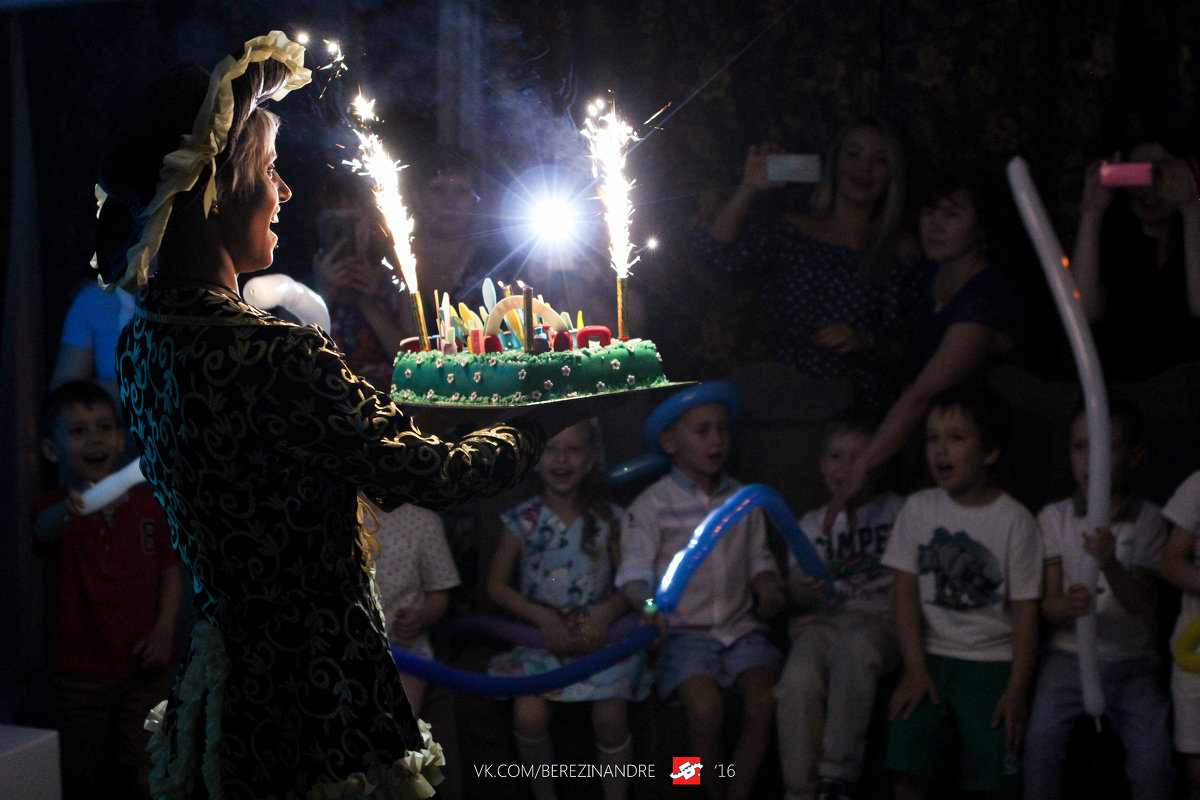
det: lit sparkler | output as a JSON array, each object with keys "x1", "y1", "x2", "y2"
[
  {"x1": 343, "y1": 97, "x2": 428, "y2": 350},
  {"x1": 581, "y1": 97, "x2": 638, "y2": 339}
]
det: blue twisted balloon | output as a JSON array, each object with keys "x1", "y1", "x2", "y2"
[
  {"x1": 655, "y1": 483, "x2": 830, "y2": 615},
  {"x1": 391, "y1": 625, "x2": 658, "y2": 696},
  {"x1": 394, "y1": 483, "x2": 822, "y2": 693}
]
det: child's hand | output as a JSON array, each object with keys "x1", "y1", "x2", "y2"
[
  {"x1": 788, "y1": 574, "x2": 830, "y2": 609},
  {"x1": 991, "y1": 685, "x2": 1029, "y2": 753},
  {"x1": 392, "y1": 608, "x2": 423, "y2": 646},
  {"x1": 540, "y1": 614, "x2": 584, "y2": 655},
  {"x1": 637, "y1": 608, "x2": 669, "y2": 650},
  {"x1": 1082, "y1": 526, "x2": 1116, "y2": 569},
  {"x1": 1064, "y1": 583, "x2": 1099, "y2": 617},
  {"x1": 754, "y1": 579, "x2": 788, "y2": 619},
  {"x1": 131, "y1": 628, "x2": 172, "y2": 669},
  {"x1": 889, "y1": 667, "x2": 939, "y2": 721}
]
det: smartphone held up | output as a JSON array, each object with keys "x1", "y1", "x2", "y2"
[
  {"x1": 766, "y1": 153, "x2": 822, "y2": 184},
  {"x1": 1099, "y1": 162, "x2": 1155, "y2": 188}
]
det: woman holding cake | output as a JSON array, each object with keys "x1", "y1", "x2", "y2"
[
  {"x1": 696, "y1": 117, "x2": 921, "y2": 413},
  {"x1": 96, "y1": 32, "x2": 545, "y2": 799},
  {"x1": 823, "y1": 166, "x2": 1031, "y2": 535}
]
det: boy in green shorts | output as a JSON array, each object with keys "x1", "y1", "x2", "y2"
[{"x1": 880, "y1": 384, "x2": 1042, "y2": 799}]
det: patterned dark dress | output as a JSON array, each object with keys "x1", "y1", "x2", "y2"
[
  {"x1": 117, "y1": 285, "x2": 543, "y2": 799},
  {"x1": 694, "y1": 220, "x2": 921, "y2": 413}
]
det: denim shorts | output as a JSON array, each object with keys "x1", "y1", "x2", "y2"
[{"x1": 656, "y1": 629, "x2": 781, "y2": 700}]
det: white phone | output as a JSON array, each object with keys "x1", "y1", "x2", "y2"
[{"x1": 766, "y1": 153, "x2": 821, "y2": 183}]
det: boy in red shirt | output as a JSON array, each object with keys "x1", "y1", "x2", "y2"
[{"x1": 35, "y1": 380, "x2": 181, "y2": 800}]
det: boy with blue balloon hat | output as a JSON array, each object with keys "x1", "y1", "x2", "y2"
[{"x1": 615, "y1": 381, "x2": 786, "y2": 800}]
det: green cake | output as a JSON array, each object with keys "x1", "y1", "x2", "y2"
[{"x1": 391, "y1": 339, "x2": 667, "y2": 405}]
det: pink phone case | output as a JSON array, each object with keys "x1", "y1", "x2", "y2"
[{"x1": 1099, "y1": 162, "x2": 1154, "y2": 187}]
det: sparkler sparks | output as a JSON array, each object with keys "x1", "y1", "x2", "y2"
[
  {"x1": 581, "y1": 97, "x2": 638, "y2": 338},
  {"x1": 581, "y1": 97, "x2": 638, "y2": 282},
  {"x1": 344, "y1": 95, "x2": 431, "y2": 349}
]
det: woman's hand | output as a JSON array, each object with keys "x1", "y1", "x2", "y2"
[
  {"x1": 1158, "y1": 153, "x2": 1199, "y2": 210},
  {"x1": 314, "y1": 235, "x2": 385, "y2": 301},
  {"x1": 812, "y1": 321, "x2": 871, "y2": 354},
  {"x1": 1080, "y1": 156, "x2": 1116, "y2": 216},
  {"x1": 889, "y1": 666, "x2": 940, "y2": 721},
  {"x1": 823, "y1": 455, "x2": 870, "y2": 536},
  {"x1": 740, "y1": 143, "x2": 786, "y2": 194}
]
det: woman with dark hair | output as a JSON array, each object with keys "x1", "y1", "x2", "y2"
[
  {"x1": 1071, "y1": 141, "x2": 1200, "y2": 380},
  {"x1": 695, "y1": 117, "x2": 920, "y2": 413},
  {"x1": 97, "y1": 33, "x2": 545, "y2": 798},
  {"x1": 824, "y1": 166, "x2": 1031, "y2": 532}
]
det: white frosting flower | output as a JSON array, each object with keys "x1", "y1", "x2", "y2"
[
  {"x1": 470, "y1": 392, "x2": 478, "y2": 400},
  {"x1": 518, "y1": 369, "x2": 527, "y2": 380},
  {"x1": 435, "y1": 358, "x2": 444, "y2": 368},
  {"x1": 473, "y1": 372, "x2": 483, "y2": 383},
  {"x1": 491, "y1": 394, "x2": 500, "y2": 402},
  {"x1": 596, "y1": 381, "x2": 606, "y2": 390},
  {"x1": 514, "y1": 392, "x2": 522, "y2": 401},
  {"x1": 446, "y1": 374, "x2": 455, "y2": 383},
  {"x1": 532, "y1": 391, "x2": 541, "y2": 400},
  {"x1": 404, "y1": 369, "x2": 412, "y2": 379},
  {"x1": 426, "y1": 389, "x2": 435, "y2": 398},
  {"x1": 627, "y1": 375, "x2": 636, "y2": 385},
  {"x1": 488, "y1": 357, "x2": 498, "y2": 366},
  {"x1": 562, "y1": 366, "x2": 571, "y2": 376},
  {"x1": 611, "y1": 359, "x2": 621, "y2": 370},
  {"x1": 543, "y1": 380, "x2": 553, "y2": 390},
  {"x1": 451, "y1": 392, "x2": 460, "y2": 400}
]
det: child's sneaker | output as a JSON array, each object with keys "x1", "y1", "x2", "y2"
[{"x1": 815, "y1": 777, "x2": 855, "y2": 800}]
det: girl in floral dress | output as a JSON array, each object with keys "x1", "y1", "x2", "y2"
[{"x1": 486, "y1": 420, "x2": 650, "y2": 800}]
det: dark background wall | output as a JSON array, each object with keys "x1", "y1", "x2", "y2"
[{"x1": 4, "y1": 0, "x2": 1199, "y2": 672}]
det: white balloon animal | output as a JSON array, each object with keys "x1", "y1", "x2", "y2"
[{"x1": 243, "y1": 273, "x2": 331, "y2": 330}]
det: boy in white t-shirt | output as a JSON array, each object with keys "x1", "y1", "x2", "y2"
[
  {"x1": 776, "y1": 409, "x2": 904, "y2": 800},
  {"x1": 1161, "y1": 469, "x2": 1200, "y2": 799},
  {"x1": 1024, "y1": 395, "x2": 1173, "y2": 800},
  {"x1": 881, "y1": 384, "x2": 1042, "y2": 800}
]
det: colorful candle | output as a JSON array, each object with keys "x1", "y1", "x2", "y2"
[{"x1": 521, "y1": 282, "x2": 535, "y2": 353}]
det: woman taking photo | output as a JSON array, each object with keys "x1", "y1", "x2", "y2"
[
  {"x1": 695, "y1": 117, "x2": 919, "y2": 413},
  {"x1": 96, "y1": 33, "x2": 545, "y2": 799}
]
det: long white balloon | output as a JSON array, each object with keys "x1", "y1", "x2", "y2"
[
  {"x1": 243, "y1": 274, "x2": 332, "y2": 330},
  {"x1": 1006, "y1": 157, "x2": 1110, "y2": 722},
  {"x1": 77, "y1": 459, "x2": 146, "y2": 515}
]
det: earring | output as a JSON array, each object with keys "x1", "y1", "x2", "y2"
[{"x1": 211, "y1": 202, "x2": 221, "y2": 215}]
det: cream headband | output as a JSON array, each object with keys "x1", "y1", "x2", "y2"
[{"x1": 94, "y1": 30, "x2": 311, "y2": 291}]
